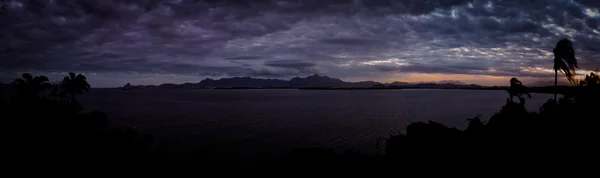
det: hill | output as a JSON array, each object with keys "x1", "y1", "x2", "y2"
[{"x1": 126, "y1": 75, "x2": 481, "y2": 89}]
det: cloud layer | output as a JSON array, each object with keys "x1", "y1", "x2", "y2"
[{"x1": 1, "y1": 0, "x2": 600, "y2": 86}]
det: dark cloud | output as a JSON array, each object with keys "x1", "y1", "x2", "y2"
[
  {"x1": 388, "y1": 64, "x2": 467, "y2": 74},
  {"x1": 575, "y1": 0, "x2": 600, "y2": 9},
  {"x1": 397, "y1": 0, "x2": 473, "y2": 15},
  {"x1": 320, "y1": 38, "x2": 380, "y2": 46},
  {"x1": 226, "y1": 56, "x2": 263, "y2": 60},
  {"x1": 265, "y1": 60, "x2": 316, "y2": 68},
  {"x1": 585, "y1": 18, "x2": 598, "y2": 29},
  {"x1": 1, "y1": 0, "x2": 600, "y2": 86},
  {"x1": 373, "y1": 63, "x2": 550, "y2": 78}
]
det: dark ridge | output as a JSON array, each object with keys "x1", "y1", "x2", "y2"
[{"x1": 125, "y1": 75, "x2": 481, "y2": 89}]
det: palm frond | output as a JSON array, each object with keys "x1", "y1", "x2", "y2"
[
  {"x1": 22, "y1": 73, "x2": 33, "y2": 81},
  {"x1": 33, "y1": 76, "x2": 50, "y2": 84},
  {"x1": 61, "y1": 76, "x2": 71, "y2": 88},
  {"x1": 553, "y1": 39, "x2": 578, "y2": 83},
  {"x1": 37, "y1": 76, "x2": 49, "y2": 82},
  {"x1": 62, "y1": 76, "x2": 71, "y2": 82},
  {"x1": 75, "y1": 74, "x2": 87, "y2": 80},
  {"x1": 69, "y1": 72, "x2": 76, "y2": 80},
  {"x1": 83, "y1": 83, "x2": 91, "y2": 92},
  {"x1": 12, "y1": 78, "x2": 25, "y2": 85},
  {"x1": 507, "y1": 77, "x2": 531, "y2": 103}
]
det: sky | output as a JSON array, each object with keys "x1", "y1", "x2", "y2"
[{"x1": 1, "y1": 0, "x2": 600, "y2": 87}]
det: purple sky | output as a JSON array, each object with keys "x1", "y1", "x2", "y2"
[{"x1": 1, "y1": 0, "x2": 600, "y2": 87}]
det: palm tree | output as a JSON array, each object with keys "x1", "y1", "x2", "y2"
[
  {"x1": 12, "y1": 73, "x2": 51, "y2": 97},
  {"x1": 507, "y1": 77, "x2": 531, "y2": 104},
  {"x1": 60, "y1": 72, "x2": 90, "y2": 103},
  {"x1": 552, "y1": 39, "x2": 578, "y2": 101}
]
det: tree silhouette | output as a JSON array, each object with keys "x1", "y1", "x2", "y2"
[
  {"x1": 579, "y1": 72, "x2": 599, "y2": 88},
  {"x1": 0, "y1": 0, "x2": 7, "y2": 16},
  {"x1": 552, "y1": 39, "x2": 578, "y2": 101},
  {"x1": 12, "y1": 73, "x2": 51, "y2": 97},
  {"x1": 507, "y1": 78, "x2": 531, "y2": 104},
  {"x1": 60, "y1": 72, "x2": 90, "y2": 103}
]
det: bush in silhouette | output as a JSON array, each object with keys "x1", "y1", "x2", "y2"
[
  {"x1": 579, "y1": 72, "x2": 600, "y2": 88},
  {"x1": 382, "y1": 76, "x2": 600, "y2": 172},
  {"x1": 485, "y1": 77, "x2": 537, "y2": 146},
  {"x1": 574, "y1": 72, "x2": 600, "y2": 110},
  {"x1": 384, "y1": 120, "x2": 465, "y2": 171},
  {"x1": 10, "y1": 73, "x2": 51, "y2": 105},
  {"x1": 2, "y1": 73, "x2": 161, "y2": 176}
]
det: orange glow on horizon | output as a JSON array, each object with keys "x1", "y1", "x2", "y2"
[{"x1": 385, "y1": 73, "x2": 552, "y2": 86}]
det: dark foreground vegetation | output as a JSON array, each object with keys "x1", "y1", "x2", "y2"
[{"x1": 2, "y1": 39, "x2": 600, "y2": 177}]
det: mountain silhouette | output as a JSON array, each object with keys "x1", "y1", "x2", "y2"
[
  {"x1": 158, "y1": 83, "x2": 179, "y2": 88},
  {"x1": 129, "y1": 75, "x2": 477, "y2": 89},
  {"x1": 289, "y1": 74, "x2": 348, "y2": 87},
  {"x1": 121, "y1": 83, "x2": 133, "y2": 90},
  {"x1": 437, "y1": 80, "x2": 466, "y2": 85},
  {"x1": 389, "y1": 81, "x2": 410, "y2": 86},
  {"x1": 350, "y1": 81, "x2": 383, "y2": 87},
  {"x1": 187, "y1": 75, "x2": 383, "y2": 88},
  {"x1": 199, "y1": 77, "x2": 288, "y2": 87}
]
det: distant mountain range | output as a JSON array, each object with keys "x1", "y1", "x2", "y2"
[
  {"x1": 436, "y1": 80, "x2": 466, "y2": 85},
  {"x1": 123, "y1": 74, "x2": 483, "y2": 89}
]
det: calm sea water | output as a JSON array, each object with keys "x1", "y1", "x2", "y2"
[{"x1": 81, "y1": 89, "x2": 552, "y2": 154}]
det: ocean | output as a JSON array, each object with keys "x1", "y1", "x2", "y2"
[{"x1": 81, "y1": 89, "x2": 552, "y2": 154}]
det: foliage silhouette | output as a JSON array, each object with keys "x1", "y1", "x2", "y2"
[
  {"x1": 382, "y1": 74, "x2": 600, "y2": 174},
  {"x1": 579, "y1": 72, "x2": 600, "y2": 88},
  {"x1": 11, "y1": 73, "x2": 51, "y2": 100},
  {"x1": 507, "y1": 77, "x2": 531, "y2": 104},
  {"x1": 60, "y1": 72, "x2": 90, "y2": 104},
  {"x1": 3, "y1": 73, "x2": 162, "y2": 176},
  {"x1": 553, "y1": 38, "x2": 578, "y2": 101}
]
